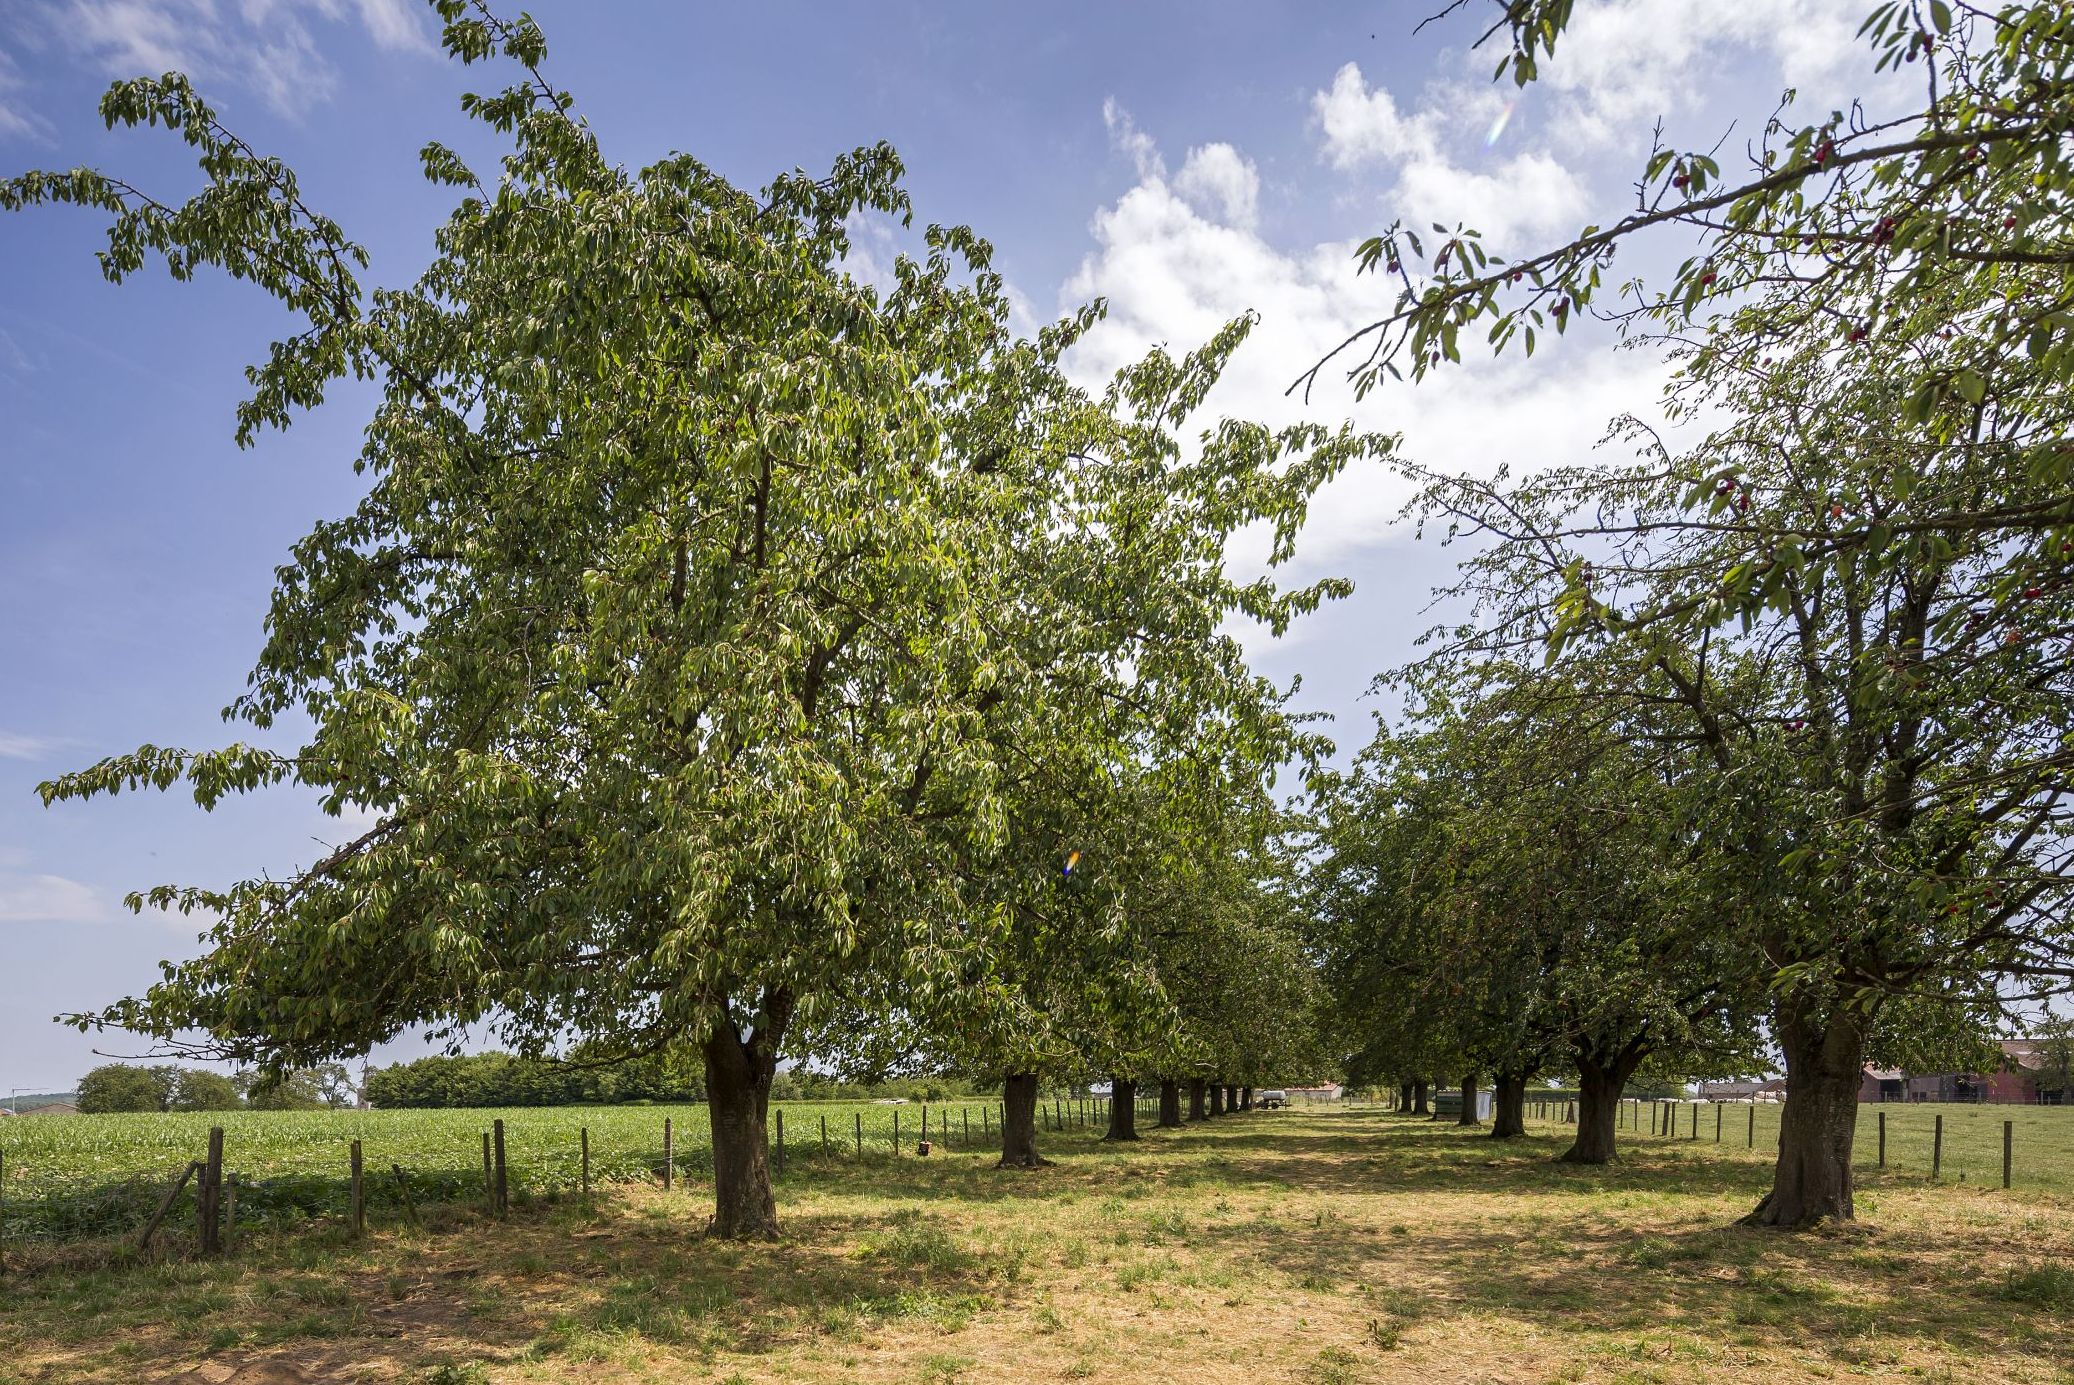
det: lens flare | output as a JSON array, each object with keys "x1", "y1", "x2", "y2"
[
  {"x1": 1484, "y1": 100, "x2": 1517, "y2": 149},
  {"x1": 1063, "y1": 850, "x2": 1081, "y2": 877}
]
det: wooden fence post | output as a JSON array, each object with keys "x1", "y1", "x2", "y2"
[
  {"x1": 581, "y1": 1127, "x2": 590, "y2": 1200},
  {"x1": 1933, "y1": 1113, "x2": 1944, "y2": 1179},
  {"x1": 199, "y1": 1126, "x2": 224, "y2": 1255},
  {"x1": 138, "y1": 1162, "x2": 200, "y2": 1253},
  {"x1": 2003, "y1": 1119, "x2": 2012, "y2": 1189},
  {"x1": 492, "y1": 1120, "x2": 508, "y2": 1216},
  {"x1": 821, "y1": 1115, "x2": 829, "y2": 1155},
  {"x1": 350, "y1": 1139, "x2": 365, "y2": 1237},
  {"x1": 391, "y1": 1165, "x2": 420, "y2": 1228},
  {"x1": 662, "y1": 1117, "x2": 674, "y2": 1191},
  {"x1": 893, "y1": 1110, "x2": 901, "y2": 1153},
  {"x1": 854, "y1": 1112, "x2": 863, "y2": 1158},
  {"x1": 963, "y1": 1108, "x2": 970, "y2": 1146},
  {"x1": 1878, "y1": 1110, "x2": 1886, "y2": 1167},
  {"x1": 1715, "y1": 1104, "x2": 1722, "y2": 1143}
]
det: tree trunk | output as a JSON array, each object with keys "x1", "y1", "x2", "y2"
[
  {"x1": 1561, "y1": 1048, "x2": 1642, "y2": 1165},
  {"x1": 1744, "y1": 999, "x2": 1866, "y2": 1227},
  {"x1": 998, "y1": 1072, "x2": 1051, "y2": 1168},
  {"x1": 1411, "y1": 1079, "x2": 1430, "y2": 1115},
  {"x1": 1458, "y1": 1072, "x2": 1480, "y2": 1126},
  {"x1": 1240, "y1": 1085, "x2": 1253, "y2": 1111},
  {"x1": 1490, "y1": 1072, "x2": 1527, "y2": 1138},
  {"x1": 1398, "y1": 1081, "x2": 1413, "y2": 1112},
  {"x1": 701, "y1": 993, "x2": 790, "y2": 1240},
  {"x1": 1223, "y1": 1083, "x2": 1239, "y2": 1113},
  {"x1": 1187, "y1": 1077, "x2": 1207, "y2": 1121},
  {"x1": 1104, "y1": 1077, "x2": 1140, "y2": 1141},
  {"x1": 1158, "y1": 1078, "x2": 1183, "y2": 1128}
]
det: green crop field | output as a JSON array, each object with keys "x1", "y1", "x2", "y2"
[
  {"x1": 1521, "y1": 1098, "x2": 2074, "y2": 1194},
  {"x1": 0, "y1": 1097, "x2": 1134, "y2": 1245},
  {"x1": 9, "y1": 1095, "x2": 2073, "y2": 1251}
]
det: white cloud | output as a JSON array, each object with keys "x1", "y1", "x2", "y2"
[
  {"x1": 1314, "y1": 62, "x2": 1439, "y2": 170},
  {"x1": 1309, "y1": 63, "x2": 1588, "y2": 244},
  {"x1": 0, "y1": 872, "x2": 110, "y2": 923},
  {"x1": 1063, "y1": 115, "x2": 1679, "y2": 579},
  {"x1": 0, "y1": 732, "x2": 62, "y2": 760},
  {"x1": 1540, "y1": 0, "x2": 1872, "y2": 146},
  {"x1": 1172, "y1": 142, "x2": 1259, "y2": 231},
  {"x1": 1102, "y1": 96, "x2": 1164, "y2": 183},
  {"x1": 0, "y1": 44, "x2": 50, "y2": 141},
  {"x1": 43, "y1": 0, "x2": 431, "y2": 120}
]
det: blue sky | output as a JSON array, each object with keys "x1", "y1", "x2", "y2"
[{"x1": 0, "y1": 0, "x2": 1881, "y2": 1092}]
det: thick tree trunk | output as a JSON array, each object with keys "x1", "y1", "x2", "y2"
[
  {"x1": 1561, "y1": 1049, "x2": 1642, "y2": 1165},
  {"x1": 1158, "y1": 1078, "x2": 1183, "y2": 1128},
  {"x1": 1490, "y1": 1072, "x2": 1527, "y2": 1138},
  {"x1": 1240, "y1": 1085, "x2": 1253, "y2": 1111},
  {"x1": 1398, "y1": 1081, "x2": 1413, "y2": 1112},
  {"x1": 1187, "y1": 1077, "x2": 1207, "y2": 1121},
  {"x1": 701, "y1": 993, "x2": 790, "y2": 1240},
  {"x1": 1223, "y1": 1083, "x2": 1239, "y2": 1113},
  {"x1": 1208, "y1": 1082, "x2": 1225, "y2": 1117},
  {"x1": 1458, "y1": 1072, "x2": 1481, "y2": 1126},
  {"x1": 1744, "y1": 1000, "x2": 1867, "y2": 1227},
  {"x1": 1411, "y1": 1079, "x2": 1430, "y2": 1115},
  {"x1": 998, "y1": 1072, "x2": 1051, "y2": 1168},
  {"x1": 1105, "y1": 1077, "x2": 1140, "y2": 1141}
]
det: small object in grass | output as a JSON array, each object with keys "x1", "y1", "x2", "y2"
[{"x1": 917, "y1": 1140, "x2": 932, "y2": 1156}]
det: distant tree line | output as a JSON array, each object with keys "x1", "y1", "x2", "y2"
[
  {"x1": 75, "y1": 1062, "x2": 354, "y2": 1113},
  {"x1": 363, "y1": 1051, "x2": 698, "y2": 1108}
]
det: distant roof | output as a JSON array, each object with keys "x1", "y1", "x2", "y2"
[{"x1": 22, "y1": 1101, "x2": 79, "y2": 1116}]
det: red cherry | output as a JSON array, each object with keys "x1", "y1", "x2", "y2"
[
  {"x1": 1815, "y1": 137, "x2": 1836, "y2": 167},
  {"x1": 1848, "y1": 324, "x2": 1869, "y2": 342},
  {"x1": 2025, "y1": 587, "x2": 2043, "y2": 599},
  {"x1": 1830, "y1": 504, "x2": 1844, "y2": 519},
  {"x1": 1698, "y1": 269, "x2": 1718, "y2": 288},
  {"x1": 2005, "y1": 215, "x2": 2019, "y2": 230},
  {"x1": 1387, "y1": 260, "x2": 1401, "y2": 273}
]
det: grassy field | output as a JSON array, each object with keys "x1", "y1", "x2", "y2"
[
  {"x1": 1522, "y1": 1097, "x2": 2074, "y2": 1194},
  {"x1": 4, "y1": 1105, "x2": 2073, "y2": 1384},
  {"x1": 0, "y1": 1099, "x2": 1122, "y2": 1243}
]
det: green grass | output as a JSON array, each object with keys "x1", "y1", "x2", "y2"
[
  {"x1": 1522, "y1": 1097, "x2": 2074, "y2": 1194},
  {"x1": 0, "y1": 1097, "x2": 1113, "y2": 1244},
  {"x1": 2, "y1": 1108, "x2": 2071, "y2": 1385}
]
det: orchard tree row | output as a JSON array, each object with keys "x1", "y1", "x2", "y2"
[
  {"x1": 1307, "y1": 0, "x2": 2074, "y2": 1227},
  {"x1": 6, "y1": 4, "x2": 1353, "y2": 1239}
]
